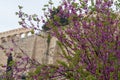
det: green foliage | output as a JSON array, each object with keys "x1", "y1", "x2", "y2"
[
  {"x1": 42, "y1": 6, "x2": 69, "y2": 31},
  {"x1": 31, "y1": 29, "x2": 34, "y2": 34},
  {"x1": 57, "y1": 60, "x2": 68, "y2": 68},
  {"x1": 57, "y1": 41, "x2": 69, "y2": 59},
  {"x1": 42, "y1": 24, "x2": 50, "y2": 31},
  {"x1": 18, "y1": 5, "x2": 23, "y2": 9},
  {"x1": 86, "y1": 75, "x2": 97, "y2": 80},
  {"x1": 8, "y1": 61, "x2": 15, "y2": 67},
  {"x1": 47, "y1": 34, "x2": 51, "y2": 45}
]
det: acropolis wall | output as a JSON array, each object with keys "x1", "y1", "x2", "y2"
[{"x1": 0, "y1": 28, "x2": 59, "y2": 71}]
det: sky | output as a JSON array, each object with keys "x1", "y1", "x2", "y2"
[{"x1": 0, "y1": 0, "x2": 60, "y2": 32}]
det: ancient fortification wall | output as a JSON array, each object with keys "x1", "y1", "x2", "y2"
[{"x1": 0, "y1": 28, "x2": 58, "y2": 71}]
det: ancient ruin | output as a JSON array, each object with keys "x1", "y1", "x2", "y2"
[{"x1": 0, "y1": 28, "x2": 60, "y2": 72}]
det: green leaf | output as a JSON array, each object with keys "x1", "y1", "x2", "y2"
[
  {"x1": 86, "y1": 75, "x2": 96, "y2": 80},
  {"x1": 18, "y1": 5, "x2": 23, "y2": 9},
  {"x1": 47, "y1": 34, "x2": 51, "y2": 45},
  {"x1": 57, "y1": 60, "x2": 68, "y2": 68},
  {"x1": 91, "y1": 0, "x2": 94, "y2": 6},
  {"x1": 31, "y1": 29, "x2": 34, "y2": 34},
  {"x1": 54, "y1": 15, "x2": 60, "y2": 21},
  {"x1": 33, "y1": 18, "x2": 37, "y2": 21},
  {"x1": 42, "y1": 8, "x2": 46, "y2": 11},
  {"x1": 48, "y1": 0, "x2": 53, "y2": 5},
  {"x1": 72, "y1": 2, "x2": 78, "y2": 8},
  {"x1": 57, "y1": 41, "x2": 68, "y2": 59},
  {"x1": 70, "y1": 77, "x2": 75, "y2": 80},
  {"x1": 44, "y1": 4, "x2": 49, "y2": 7},
  {"x1": 15, "y1": 12, "x2": 18, "y2": 15},
  {"x1": 9, "y1": 61, "x2": 15, "y2": 66},
  {"x1": 35, "y1": 66, "x2": 42, "y2": 74}
]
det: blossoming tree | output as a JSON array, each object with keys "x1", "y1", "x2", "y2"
[
  {"x1": 1, "y1": 0, "x2": 120, "y2": 79},
  {"x1": 17, "y1": 0, "x2": 120, "y2": 79}
]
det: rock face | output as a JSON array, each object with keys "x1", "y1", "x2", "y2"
[{"x1": 0, "y1": 28, "x2": 59, "y2": 71}]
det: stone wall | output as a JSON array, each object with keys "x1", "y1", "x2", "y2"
[{"x1": 0, "y1": 28, "x2": 59, "y2": 71}]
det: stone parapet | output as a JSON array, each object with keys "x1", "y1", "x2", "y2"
[{"x1": 0, "y1": 28, "x2": 32, "y2": 43}]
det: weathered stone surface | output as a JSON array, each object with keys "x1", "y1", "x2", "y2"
[{"x1": 0, "y1": 28, "x2": 59, "y2": 72}]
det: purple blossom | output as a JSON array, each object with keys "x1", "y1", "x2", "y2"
[
  {"x1": 12, "y1": 0, "x2": 120, "y2": 79},
  {"x1": 10, "y1": 48, "x2": 13, "y2": 51}
]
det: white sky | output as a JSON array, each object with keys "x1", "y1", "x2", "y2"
[{"x1": 0, "y1": 0, "x2": 60, "y2": 32}]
